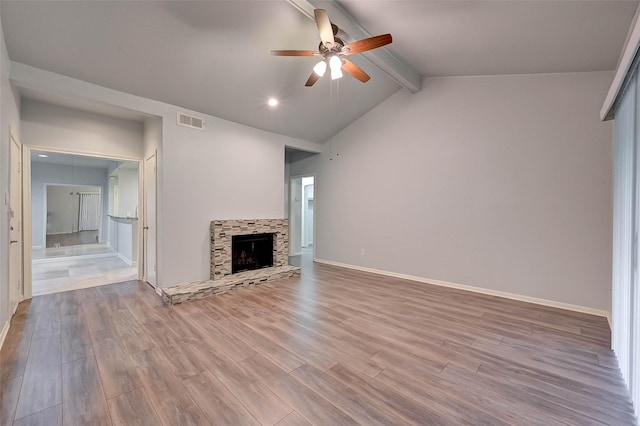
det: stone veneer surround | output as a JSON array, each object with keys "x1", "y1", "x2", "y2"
[{"x1": 211, "y1": 219, "x2": 290, "y2": 280}]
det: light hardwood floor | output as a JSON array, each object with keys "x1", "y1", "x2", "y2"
[{"x1": 0, "y1": 258, "x2": 636, "y2": 425}]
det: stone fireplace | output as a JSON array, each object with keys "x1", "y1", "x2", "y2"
[
  {"x1": 162, "y1": 218, "x2": 300, "y2": 305},
  {"x1": 210, "y1": 219, "x2": 290, "y2": 280}
]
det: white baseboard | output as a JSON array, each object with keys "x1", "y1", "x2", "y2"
[
  {"x1": 0, "y1": 320, "x2": 10, "y2": 350},
  {"x1": 314, "y1": 258, "x2": 611, "y2": 319},
  {"x1": 116, "y1": 252, "x2": 133, "y2": 266}
]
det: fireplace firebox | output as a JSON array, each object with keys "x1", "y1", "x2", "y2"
[{"x1": 232, "y1": 233, "x2": 274, "y2": 274}]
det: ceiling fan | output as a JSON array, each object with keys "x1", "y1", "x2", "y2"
[{"x1": 271, "y1": 9, "x2": 392, "y2": 87}]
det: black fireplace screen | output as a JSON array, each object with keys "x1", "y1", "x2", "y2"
[{"x1": 232, "y1": 233, "x2": 274, "y2": 274}]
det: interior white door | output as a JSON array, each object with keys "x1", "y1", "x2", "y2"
[
  {"x1": 143, "y1": 153, "x2": 157, "y2": 287},
  {"x1": 9, "y1": 134, "x2": 22, "y2": 311}
]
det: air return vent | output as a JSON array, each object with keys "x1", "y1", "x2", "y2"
[{"x1": 177, "y1": 112, "x2": 205, "y2": 130}]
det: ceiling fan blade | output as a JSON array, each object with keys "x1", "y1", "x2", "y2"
[
  {"x1": 305, "y1": 71, "x2": 321, "y2": 87},
  {"x1": 314, "y1": 9, "x2": 335, "y2": 48},
  {"x1": 342, "y1": 59, "x2": 370, "y2": 83},
  {"x1": 342, "y1": 34, "x2": 392, "y2": 56},
  {"x1": 271, "y1": 50, "x2": 318, "y2": 57}
]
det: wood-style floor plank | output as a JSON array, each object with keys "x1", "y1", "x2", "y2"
[
  {"x1": 185, "y1": 342, "x2": 293, "y2": 425},
  {"x1": 0, "y1": 376, "x2": 22, "y2": 425},
  {"x1": 61, "y1": 311, "x2": 93, "y2": 364},
  {"x1": 130, "y1": 347, "x2": 209, "y2": 426},
  {"x1": 242, "y1": 354, "x2": 359, "y2": 425},
  {"x1": 183, "y1": 370, "x2": 260, "y2": 426},
  {"x1": 12, "y1": 404, "x2": 62, "y2": 426},
  {"x1": 90, "y1": 328, "x2": 142, "y2": 400},
  {"x1": 61, "y1": 356, "x2": 110, "y2": 425},
  {"x1": 276, "y1": 411, "x2": 312, "y2": 426},
  {"x1": 14, "y1": 334, "x2": 62, "y2": 420},
  {"x1": 326, "y1": 362, "x2": 452, "y2": 425},
  {"x1": 290, "y1": 363, "x2": 405, "y2": 425},
  {"x1": 0, "y1": 262, "x2": 634, "y2": 426},
  {"x1": 107, "y1": 387, "x2": 161, "y2": 426},
  {"x1": 0, "y1": 312, "x2": 34, "y2": 382},
  {"x1": 215, "y1": 318, "x2": 305, "y2": 373}
]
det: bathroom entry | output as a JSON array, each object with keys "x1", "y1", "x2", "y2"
[{"x1": 289, "y1": 175, "x2": 314, "y2": 257}]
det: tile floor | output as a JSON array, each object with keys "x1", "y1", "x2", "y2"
[
  {"x1": 32, "y1": 243, "x2": 113, "y2": 260},
  {"x1": 32, "y1": 245, "x2": 137, "y2": 295}
]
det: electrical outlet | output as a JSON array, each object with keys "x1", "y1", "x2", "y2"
[{"x1": 360, "y1": 248, "x2": 365, "y2": 256}]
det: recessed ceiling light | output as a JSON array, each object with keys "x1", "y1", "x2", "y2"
[
  {"x1": 268, "y1": 98, "x2": 278, "y2": 107},
  {"x1": 38, "y1": 154, "x2": 48, "y2": 158}
]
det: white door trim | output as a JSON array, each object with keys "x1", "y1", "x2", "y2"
[
  {"x1": 142, "y1": 151, "x2": 157, "y2": 287},
  {"x1": 9, "y1": 129, "x2": 23, "y2": 310},
  {"x1": 22, "y1": 146, "x2": 32, "y2": 300},
  {"x1": 289, "y1": 173, "x2": 316, "y2": 262}
]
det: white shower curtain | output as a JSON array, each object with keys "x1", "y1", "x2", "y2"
[{"x1": 78, "y1": 192, "x2": 100, "y2": 231}]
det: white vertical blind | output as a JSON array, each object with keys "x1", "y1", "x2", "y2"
[
  {"x1": 634, "y1": 73, "x2": 640, "y2": 420},
  {"x1": 78, "y1": 192, "x2": 100, "y2": 231},
  {"x1": 612, "y1": 66, "x2": 640, "y2": 420}
]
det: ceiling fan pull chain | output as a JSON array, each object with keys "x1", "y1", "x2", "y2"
[{"x1": 335, "y1": 79, "x2": 340, "y2": 158}]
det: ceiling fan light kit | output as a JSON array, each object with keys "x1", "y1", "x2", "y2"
[
  {"x1": 313, "y1": 60, "x2": 327, "y2": 77},
  {"x1": 271, "y1": 9, "x2": 392, "y2": 87},
  {"x1": 329, "y1": 55, "x2": 343, "y2": 80}
]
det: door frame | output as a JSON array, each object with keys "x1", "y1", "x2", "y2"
[
  {"x1": 22, "y1": 145, "x2": 144, "y2": 299},
  {"x1": 142, "y1": 151, "x2": 157, "y2": 289},
  {"x1": 9, "y1": 128, "x2": 23, "y2": 312},
  {"x1": 289, "y1": 173, "x2": 316, "y2": 262}
]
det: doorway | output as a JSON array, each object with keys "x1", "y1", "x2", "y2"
[
  {"x1": 289, "y1": 175, "x2": 315, "y2": 260},
  {"x1": 28, "y1": 149, "x2": 140, "y2": 295}
]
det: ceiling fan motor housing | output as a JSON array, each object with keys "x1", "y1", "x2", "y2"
[{"x1": 319, "y1": 37, "x2": 345, "y2": 55}]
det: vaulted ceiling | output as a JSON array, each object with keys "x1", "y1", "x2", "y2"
[{"x1": 1, "y1": 1, "x2": 637, "y2": 143}]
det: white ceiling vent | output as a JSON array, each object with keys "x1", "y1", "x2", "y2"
[{"x1": 177, "y1": 112, "x2": 205, "y2": 131}]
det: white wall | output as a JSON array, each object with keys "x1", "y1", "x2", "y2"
[
  {"x1": 11, "y1": 62, "x2": 324, "y2": 288},
  {"x1": 46, "y1": 185, "x2": 100, "y2": 236},
  {"x1": 113, "y1": 167, "x2": 138, "y2": 217},
  {"x1": 46, "y1": 186, "x2": 77, "y2": 234},
  {"x1": 161, "y1": 118, "x2": 293, "y2": 285},
  {"x1": 109, "y1": 218, "x2": 137, "y2": 264},
  {"x1": 31, "y1": 163, "x2": 108, "y2": 246},
  {"x1": 108, "y1": 175, "x2": 116, "y2": 217},
  {"x1": 0, "y1": 3, "x2": 21, "y2": 335},
  {"x1": 21, "y1": 99, "x2": 143, "y2": 159},
  {"x1": 292, "y1": 71, "x2": 614, "y2": 312}
]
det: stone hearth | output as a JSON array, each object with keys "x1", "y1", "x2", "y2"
[
  {"x1": 162, "y1": 265, "x2": 299, "y2": 305},
  {"x1": 162, "y1": 218, "x2": 300, "y2": 305}
]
